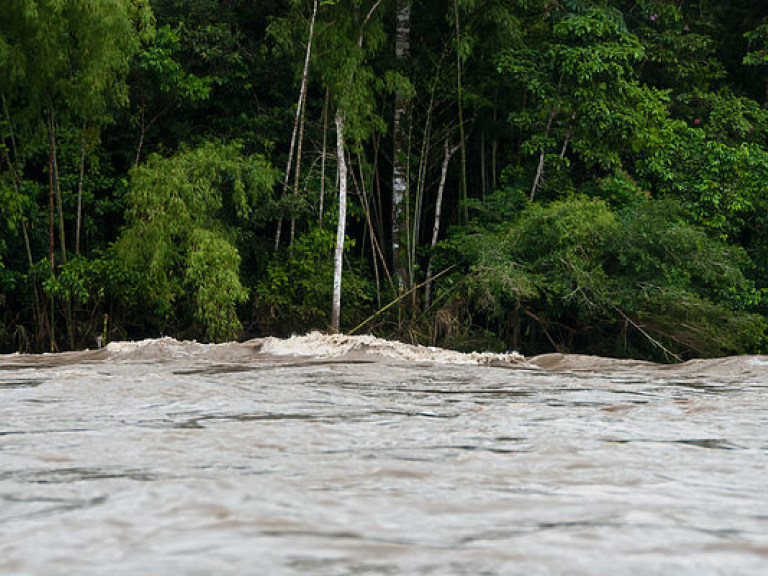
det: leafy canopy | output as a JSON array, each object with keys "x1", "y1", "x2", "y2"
[{"x1": 117, "y1": 141, "x2": 278, "y2": 341}]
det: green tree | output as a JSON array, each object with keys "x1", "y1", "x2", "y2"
[
  {"x1": 0, "y1": 0, "x2": 138, "y2": 259},
  {"x1": 454, "y1": 196, "x2": 764, "y2": 359},
  {"x1": 117, "y1": 141, "x2": 278, "y2": 341},
  {"x1": 497, "y1": 6, "x2": 668, "y2": 200},
  {"x1": 1, "y1": 0, "x2": 139, "y2": 350},
  {"x1": 312, "y1": 0, "x2": 386, "y2": 331},
  {"x1": 129, "y1": 22, "x2": 211, "y2": 167}
]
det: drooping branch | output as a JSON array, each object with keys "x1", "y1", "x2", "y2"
[{"x1": 134, "y1": 104, "x2": 172, "y2": 169}]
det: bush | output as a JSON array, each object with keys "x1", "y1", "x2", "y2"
[
  {"x1": 117, "y1": 141, "x2": 277, "y2": 341},
  {"x1": 253, "y1": 227, "x2": 373, "y2": 334},
  {"x1": 455, "y1": 196, "x2": 765, "y2": 360}
]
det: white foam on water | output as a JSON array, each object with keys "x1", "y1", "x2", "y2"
[
  {"x1": 4, "y1": 334, "x2": 768, "y2": 378},
  {"x1": 259, "y1": 331, "x2": 528, "y2": 367},
  {"x1": 106, "y1": 337, "x2": 210, "y2": 360},
  {"x1": 2, "y1": 334, "x2": 526, "y2": 367}
]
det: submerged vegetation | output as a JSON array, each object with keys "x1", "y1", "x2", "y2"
[{"x1": 2, "y1": 0, "x2": 768, "y2": 361}]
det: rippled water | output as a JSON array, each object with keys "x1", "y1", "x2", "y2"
[{"x1": 1, "y1": 335, "x2": 767, "y2": 575}]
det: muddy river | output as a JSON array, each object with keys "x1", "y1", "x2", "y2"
[{"x1": 1, "y1": 333, "x2": 767, "y2": 574}]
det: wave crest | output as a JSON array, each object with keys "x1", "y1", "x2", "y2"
[{"x1": 259, "y1": 331, "x2": 527, "y2": 367}]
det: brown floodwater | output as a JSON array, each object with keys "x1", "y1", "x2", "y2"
[{"x1": 1, "y1": 334, "x2": 767, "y2": 575}]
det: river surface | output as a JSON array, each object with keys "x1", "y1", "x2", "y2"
[{"x1": 1, "y1": 333, "x2": 767, "y2": 575}]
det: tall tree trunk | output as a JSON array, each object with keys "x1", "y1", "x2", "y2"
[
  {"x1": 22, "y1": 222, "x2": 44, "y2": 343},
  {"x1": 331, "y1": 110, "x2": 348, "y2": 332},
  {"x1": 425, "y1": 137, "x2": 460, "y2": 308},
  {"x1": 289, "y1": 85, "x2": 309, "y2": 249},
  {"x1": 404, "y1": 108, "x2": 415, "y2": 297},
  {"x1": 48, "y1": 141, "x2": 56, "y2": 352},
  {"x1": 75, "y1": 123, "x2": 87, "y2": 256},
  {"x1": 454, "y1": 0, "x2": 468, "y2": 223},
  {"x1": 392, "y1": 0, "x2": 411, "y2": 293},
  {"x1": 411, "y1": 119, "x2": 431, "y2": 289},
  {"x1": 480, "y1": 131, "x2": 486, "y2": 198},
  {"x1": 328, "y1": 0, "x2": 383, "y2": 329},
  {"x1": 45, "y1": 112, "x2": 56, "y2": 352},
  {"x1": 49, "y1": 112, "x2": 75, "y2": 349},
  {"x1": 276, "y1": 0, "x2": 318, "y2": 250},
  {"x1": 48, "y1": 111, "x2": 66, "y2": 263},
  {"x1": 492, "y1": 106, "x2": 498, "y2": 190},
  {"x1": 530, "y1": 105, "x2": 558, "y2": 201},
  {"x1": 410, "y1": 50, "x2": 445, "y2": 295},
  {"x1": 47, "y1": 110, "x2": 76, "y2": 349},
  {"x1": 372, "y1": 134, "x2": 386, "y2": 260},
  {"x1": 48, "y1": 128, "x2": 55, "y2": 273},
  {"x1": 353, "y1": 149, "x2": 394, "y2": 308},
  {"x1": 319, "y1": 88, "x2": 330, "y2": 229},
  {"x1": 134, "y1": 108, "x2": 146, "y2": 169}
]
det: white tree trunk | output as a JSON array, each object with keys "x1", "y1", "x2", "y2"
[
  {"x1": 425, "y1": 137, "x2": 460, "y2": 307},
  {"x1": 530, "y1": 105, "x2": 558, "y2": 202},
  {"x1": 75, "y1": 124, "x2": 87, "y2": 256},
  {"x1": 331, "y1": 110, "x2": 348, "y2": 332},
  {"x1": 392, "y1": 0, "x2": 411, "y2": 292},
  {"x1": 275, "y1": 0, "x2": 318, "y2": 250},
  {"x1": 289, "y1": 85, "x2": 308, "y2": 248}
]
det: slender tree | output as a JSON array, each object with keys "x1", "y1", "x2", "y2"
[
  {"x1": 275, "y1": 0, "x2": 319, "y2": 250},
  {"x1": 331, "y1": 110, "x2": 348, "y2": 331},
  {"x1": 0, "y1": 0, "x2": 137, "y2": 350},
  {"x1": 321, "y1": 0, "x2": 384, "y2": 331},
  {"x1": 392, "y1": 0, "x2": 412, "y2": 293},
  {"x1": 424, "y1": 136, "x2": 460, "y2": 307}
]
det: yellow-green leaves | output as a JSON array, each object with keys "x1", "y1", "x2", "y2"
[{"x1": 118, "y1": 142, "x2": 277, "y2": 341}]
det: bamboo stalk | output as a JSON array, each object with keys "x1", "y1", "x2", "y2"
[
  {"x1": 425, "y1": 137, "x2": 460, "y2": 307},
  {"x1": 454, "y1": 0, "x2": 468, "y2": 223},
  {"x1": 75, "y1": 123, "x2": 87, "y2": 256},
  {"x1": 276, "y1": 0, "x2": 318, "y2": 251},
  {"x1": 319, "y1": 88, "x2": 329, "y2": 229},
  {"x1": 349, "y1": 265, "x2": 455, "y2": 335}
]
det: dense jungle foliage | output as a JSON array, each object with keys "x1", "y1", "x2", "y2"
[{"x1": 3, "y1": 0, "x2": 768, "y2": 361}]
